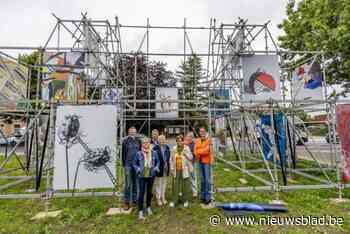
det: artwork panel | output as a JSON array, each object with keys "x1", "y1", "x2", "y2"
[
  {"x1": 215, "y1": 117, "x2": 226, "y2": 131},
  {"x1": 292, "y1": 61, "x2": 324, "y2": 101},
  {"x1": 42, "y1": 52, "x2": 86, "y2": 102},
  {"x1": 242, "y1": 55, "x2": 281, "y2": 102},
  {"x1": 155, "y1": 88, "x2": 178, "y2": 119},
  {"x1": 0, "y1": 56, "x2": 27, "y2": 102},
  {"x1": 101, "y1": 88, "x2": 122, "y2": 103},
  {"x1": 336, "y1": 104, "x2": 350, "y2": 182},
  {"x1": 212, "y1": 89, "x2": 230, "y2": 117},
  {"x1": 53, "y1": 105, "x2": 117, "y2": 190},
  {"x1": 65, "y1": 52, "x2": 86, "y2": 67}
]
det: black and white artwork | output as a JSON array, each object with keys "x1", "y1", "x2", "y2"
[
  {"x1": 53, "y1": 105, "x2": 117, "y2": 190},
  {"x1": 155, "y1": 87, "x2": 178, "y2": 119}
]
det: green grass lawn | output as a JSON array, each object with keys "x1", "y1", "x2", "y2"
[{"x1": 0, "y1": 155, "x2": 349, "y2": 234}]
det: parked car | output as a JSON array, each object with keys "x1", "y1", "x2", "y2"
[
  {"x1": 11, "y1": 129, "x2": 24, "y2": 145},
  {"x1": 9, "y1": 135, "x2": 24, "y2": 146},
  {"x1": 0, "y1": 135, "x2": 15, "y2": 146},
  {"x1": 0, "y1": 135, "x2": 8, "y2": 145},
  {"x1": 287, "y1": 116, "x2": 309, "y2": 145},
  {"x1": 296, "y1": 128, "x2": 309, "y2": 145},
  {"x1": 325, "y1": 130, "x2": 339, "y2": 144}
]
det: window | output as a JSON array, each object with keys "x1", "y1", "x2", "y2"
[{"x1": 168, "y1": 127, "x2": 174, "y2": 134}]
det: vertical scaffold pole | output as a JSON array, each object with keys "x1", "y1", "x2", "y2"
[
  {"x1": 45, "y1": 102, "x2": 55, "y2": 213},
  {"x1": 270, "y1": 102, "x2": 281, "y2": 203}
]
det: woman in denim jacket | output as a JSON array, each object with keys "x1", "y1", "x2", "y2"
[{"x1": 133, "y1": 137, "x2": 160, "y2": 220}]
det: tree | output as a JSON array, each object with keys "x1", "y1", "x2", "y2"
[
  {"x1": 278, "y1": 0, "x2": 350, "y2": 96},
  {"x1": 296, "y1": 110, "x2": 311, "y2": 122},
  {"x1": 18, "y1": 51, "x2": 40, "y2": 99},
  {"x1": 117, "y1": 53, "x2": 176, "y2": 117},
  {"x1": 17, "y1": 51, "x2": 175, "y2": 104},
  {"x1": 175, "y1": 54, "x2": 207, "y2": 128},
  {"x1": 176, "y1": 55, "x2": 205, "y2": 109},
  {"x1": 119, "y1": 53, "x2": 175, "y2": 88}
]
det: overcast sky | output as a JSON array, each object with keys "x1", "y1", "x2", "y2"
[{"x1": 0, "y1": 0, "x2": 289, "y2": 70}]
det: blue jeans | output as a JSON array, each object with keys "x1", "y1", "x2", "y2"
[
  {"x1": 138, "y1": 177, "x2": 154, "y2": 211},
  {"x1": 124, "y1": 166, "x2": 138, "y2": 204},
  {"x1": 199, "y1": 163, "x2": 212, "y2": 203}
]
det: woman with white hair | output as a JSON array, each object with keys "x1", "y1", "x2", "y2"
[
  {"x1": 133, "y1": 137, "x2": 160, "y2": 220},
  {"x1": 153, "y1": 135, "x2": 171, "y2": 206},
  {"x1": 184, "y1": 132, "x2": 198, "y2": 198}
]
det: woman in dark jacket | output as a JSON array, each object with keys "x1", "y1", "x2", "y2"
[
  {"x1": 133, "y1": 137, "x2": 159, "y2": 220},
  {"x1": 153, "y1": 135, "x2": 171, "y2": 206}
]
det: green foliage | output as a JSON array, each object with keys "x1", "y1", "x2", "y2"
[
  {"x1": 18, "y1": 52, "x2": 40, "y2": 66},
  {"x1": 118, "y1": 53, "x2": 176, "y2": 114},
  {"x1": 176, "y1": 54, "x2": 205, "y2": 103},
  {"x1": 119, "y1": 53, "x2": 176, "y2": 89},
  {"x1": 176, "y1": 54, "x2": 207, "y2": 128},
  {"x1": 0, "y1": 157, "x2": 350, "y2": 233},
  {"x1": 18, "y1": 51, "x2": 40, "y2": 99},
  {"x1": 296, "y1": 110, "x2": 311, "y2": 122},
  {"x1": 308, "y1": 124, "x2": 328, "y2": 136},
  {"x1": 279, "y1": 0, "x2": 350, "y2": 96},
  {"x1": 112, "y1": 53, "x2": 177, "y2": 130}
]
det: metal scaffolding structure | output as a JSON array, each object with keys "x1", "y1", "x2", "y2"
[{"x1": 0, "y1": 14, "x2": 346, "y2": 204}]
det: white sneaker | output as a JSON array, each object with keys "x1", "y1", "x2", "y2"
[
  {"x1": 146, "y1": 207, "x2": 153, "y2": 215},
  {"x1": 138, "y1": 211, "x2": 145, "y2": 220},
  {"x1": 157, "y1": 199, "x2": 163, "y2": 206},
  {"x1": 184, "y1": 202, "x2": 189, "y2": 208},
  {"x1": 169, "y1": 202, "x2": 175, "y2": 208},
  {"x1": 162, "y1": 198, "x2": 168, "y2": 205}
]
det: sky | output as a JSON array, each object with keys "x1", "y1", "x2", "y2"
[
  {"x1": 0, "y1": 0, "x2": 289, "y2": 71},
  {"x1": 1, "y1": 1, "x2": 334, "y2": 115}
]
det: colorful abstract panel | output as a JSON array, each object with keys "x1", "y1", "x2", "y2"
[
  {"x1": 242, "y1": 55, "x2": 281, "y2": 102},
  {"x1": 336, "y1": 104, "x2": 350, "y2": 182},
  {"x1": 292, "y1": 61, "x2": 323, "y2": 101},
  {"x1": 42, "y1": 52, "x2": 86, "y2": 102},
  {"x1": 0, "y1": 56, "x2": 27, "y2": 103}
]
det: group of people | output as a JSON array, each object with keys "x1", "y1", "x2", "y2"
[{"x1": 122, "y1": 126, "x2": 214, "y2": 220}]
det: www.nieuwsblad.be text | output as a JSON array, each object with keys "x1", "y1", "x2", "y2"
[{"x1": 209, "y1": 215, "x2": 344, "y2": 226}]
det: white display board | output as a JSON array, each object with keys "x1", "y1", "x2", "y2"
[
  {"x1": 53, "y1": 105, "x2": 117, "y2": 190},
  {"x1": 101, "y1": 88, "x2": 122, "y2": 103},
  {"x1": 101, "y1": 88, "x2": 122, "y2": 113},
  {"x1": 215, "y1": 117, "x2": 226, "y2": 131},
  {"x1": 242, "y1": 55, "x2": 281, "y2": 102},
  {"x1": 155, "y1": 87, "x2": 178, "y2": 119},
  {"x1": 291, "y1": 61, "x2": 324, "y2": 101}
]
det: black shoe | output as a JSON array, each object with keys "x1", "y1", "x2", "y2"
[
  {"x1": 204, "y1": 200, "x2": 211, "y2": 205},
  {"x1": 123, "y1": 203, "x2": 130, "y2": 211}
]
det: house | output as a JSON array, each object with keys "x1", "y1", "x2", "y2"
[{"x1": 0, "y1": 119, "x2": 26, "y2": 137}]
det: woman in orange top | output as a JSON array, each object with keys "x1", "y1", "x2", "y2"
[{"x1": 194, "y1": 127, "x2": 214, "y2": 205}]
